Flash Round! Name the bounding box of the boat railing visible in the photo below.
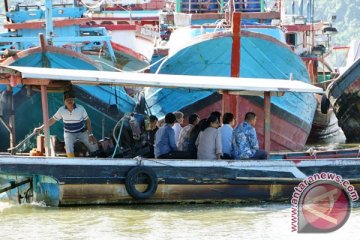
[179,0,277,14]
[7,5,87,23]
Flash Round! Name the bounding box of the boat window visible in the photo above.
[286,33,296,48]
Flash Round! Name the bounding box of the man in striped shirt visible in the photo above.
[34,91,98,157]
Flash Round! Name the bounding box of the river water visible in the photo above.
[0,201,359,240]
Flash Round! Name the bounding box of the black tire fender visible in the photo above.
[320,94,330,114]
[125,166,158,200]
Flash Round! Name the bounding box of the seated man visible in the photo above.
[219,112,235,159]
[177,113,199,151]
[232,112,268,160]
[154,113,189,159]
[147,115,159,158]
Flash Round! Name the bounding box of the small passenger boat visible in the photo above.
[2,65,359,207]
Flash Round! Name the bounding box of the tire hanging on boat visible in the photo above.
[125,166,158,200]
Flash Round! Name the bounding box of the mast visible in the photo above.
[45,0,54,44]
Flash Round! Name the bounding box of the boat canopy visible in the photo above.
[0,66,323,96]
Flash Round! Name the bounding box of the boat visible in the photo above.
[326,43,360,142]
[147,20,317,151]
[147,0,351,150]
[5,65,359,207]
[0,0,158,71]
[0,0,137,152]
[86,9,162,71]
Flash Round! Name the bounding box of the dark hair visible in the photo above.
[190,119,207,136]
[64,91,75,101]
[188,113,199,124]
[149,115,158,123]
[245,112,256,121]
[165,113,176,124]
[223,112,234,124]
[210,111,221,122]
[200,115,218,131]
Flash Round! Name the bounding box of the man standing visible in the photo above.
[34,91,98,157]
[232,112,267,160]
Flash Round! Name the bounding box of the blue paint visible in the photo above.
[6,5,87,23]
[33,175,60,206]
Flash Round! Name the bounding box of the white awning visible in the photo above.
[3,66,323,95]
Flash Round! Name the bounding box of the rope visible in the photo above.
[7,131,37,151]
[79,0,106,9]
[94,55,167,73]
[111,116,126,158]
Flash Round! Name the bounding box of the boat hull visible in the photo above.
[147,30,317,151]
[327,58,360,142]
[1,156,359,206]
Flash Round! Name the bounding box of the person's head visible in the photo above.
[210,111,222,124]
[188,113,200,125]
[63,91,76,109]
[165,113,176,126]
[223,112,235,126]
[207,114,220,129]
[244,112,256,127]
[173,111,184,124]
[195,118,209,133]
[149,115,158,129]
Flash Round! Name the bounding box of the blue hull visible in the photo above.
[147,29,317,151]
[0,47,135,152]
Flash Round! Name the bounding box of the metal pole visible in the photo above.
[220,0,224,13]
[176,0,181,13]
[41,85,50,157]
[222,12,241,116]
[264,91,271,153]
[45,0,54,44]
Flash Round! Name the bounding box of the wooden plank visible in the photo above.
[22,78,51,85]
[41,85,50,157]
[264,91,271,153]
[4,18,89,30]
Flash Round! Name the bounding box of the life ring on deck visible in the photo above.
[125,166,158,200]
[320,94,330,114]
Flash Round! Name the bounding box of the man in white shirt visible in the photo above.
[172,111,184,144]
[177,113,199,151]
[34,91,98,157]
[219,112,235,159]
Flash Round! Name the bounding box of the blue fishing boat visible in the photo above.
[0,0,137,152]
[147,0,347,150]
[147,25,317,151]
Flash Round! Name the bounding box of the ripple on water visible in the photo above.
[0,203,360,239]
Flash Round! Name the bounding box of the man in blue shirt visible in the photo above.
[219,112,235,159]
[154,113,189,159]
[232,112,267,160]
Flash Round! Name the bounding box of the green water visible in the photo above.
[0,202,359,240]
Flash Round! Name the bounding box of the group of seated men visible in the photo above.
[148,111,268,160]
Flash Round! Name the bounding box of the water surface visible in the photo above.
[1,202,359,240]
